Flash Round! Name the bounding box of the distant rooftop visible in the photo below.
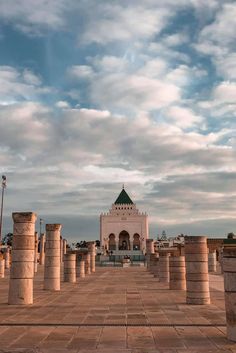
[114,187,134,205]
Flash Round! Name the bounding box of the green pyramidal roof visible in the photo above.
[114,188,134,205]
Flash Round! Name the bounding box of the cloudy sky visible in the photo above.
[0,0,236,242]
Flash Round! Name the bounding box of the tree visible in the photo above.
[227,232,236,239]
[75,240,87,249]
[2,233,13,246]
[95,240,100,247]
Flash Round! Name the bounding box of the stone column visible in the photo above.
[149,253,157,275]
[64,253,76,283]
[60,237,63,263]
[8,212,36,305]
[63,239,67,255]
[185,236,210,305]
[34,232,38,273]
[0,259,5,278]
[44,224,61,291]
[85,253,91,275]
[223,243,236,341]
[39,233,45,265]
[208,250,217,273]
[146,239,154,268]
[158,252,170,283]
[4,248,10,269]
[169,256,186,290]
[146,239,154,254]
[88,242,96,273]
[151,255,159,278]
[79,259,85,278]
[218,248,224,274]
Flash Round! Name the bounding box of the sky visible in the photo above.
[0,0,236,242]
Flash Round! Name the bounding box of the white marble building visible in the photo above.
[100,187,149,253]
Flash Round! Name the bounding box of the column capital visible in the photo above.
[12,212,37,223]
[46,224,62,231]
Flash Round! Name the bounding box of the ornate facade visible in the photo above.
[100,187,149,252]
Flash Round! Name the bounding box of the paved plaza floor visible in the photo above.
[0,266,235,353]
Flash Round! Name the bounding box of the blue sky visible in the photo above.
[0,0,236,242]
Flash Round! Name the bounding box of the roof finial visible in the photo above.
[122,183,125,189]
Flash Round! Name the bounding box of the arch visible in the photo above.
[133,233,140,250]
[108,233,116,250]
[119,230,130,250]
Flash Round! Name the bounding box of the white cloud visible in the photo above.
[80,4,170,44]
[55,101,70,109]
[0,0,69,34]
[67,65,94,80]
[165,106,204,128]
[214,53,236,80]
[90,73,180,111]
[213,82,236,104]
[0,66,50,103]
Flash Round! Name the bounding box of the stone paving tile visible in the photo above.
[97,327,126,349]
[127,327,156,349]
[151,327,186,349]
[0,266,233,352]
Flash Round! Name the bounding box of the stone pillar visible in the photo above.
[34,232,38,273]
[0,259,5,278]
[149,253,158,275]
[158,252,170,283]
[8,212,36,305]
[88,242,96,273]
[79,259,85,278]
[85,253,91,275]
[44,224,61,291]
[152,255,159,278]
[63,239,67,255]
[60,237,63,263]
[223,243,236,341]
[39,233,45,265]
[146,239,154,268]
[208,250,217,273]
[169,256,186,290]
[64,253,76,283]
[146,239,154,254]
[4,248,10,269]
[218,248,224,274]
[185,236,210,305]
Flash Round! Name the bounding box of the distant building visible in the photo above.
[100,187,149,253]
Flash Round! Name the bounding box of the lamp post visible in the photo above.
[39,218,44,236]
[0,175,7,244]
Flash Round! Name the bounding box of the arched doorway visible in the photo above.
[133,233,140,250]
[119,230,130,250]
[108,233,116,250]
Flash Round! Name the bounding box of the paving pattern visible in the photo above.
[0,266,235,353]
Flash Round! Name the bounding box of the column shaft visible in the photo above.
[44,224,61,291]
[34,232,38,273]
[63,239,67,255]
[185,236,210,305]
[223,244,236,341]
[4,248,10,269]
[64,253,76,283]
[8,212,36,305]
[0,259,5,278]
[85,253,91,275]
[39,233,45,265]
[208,251,217,272]
[79,259,85,278]
[169,256,186,290]
[159,253,170,283]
